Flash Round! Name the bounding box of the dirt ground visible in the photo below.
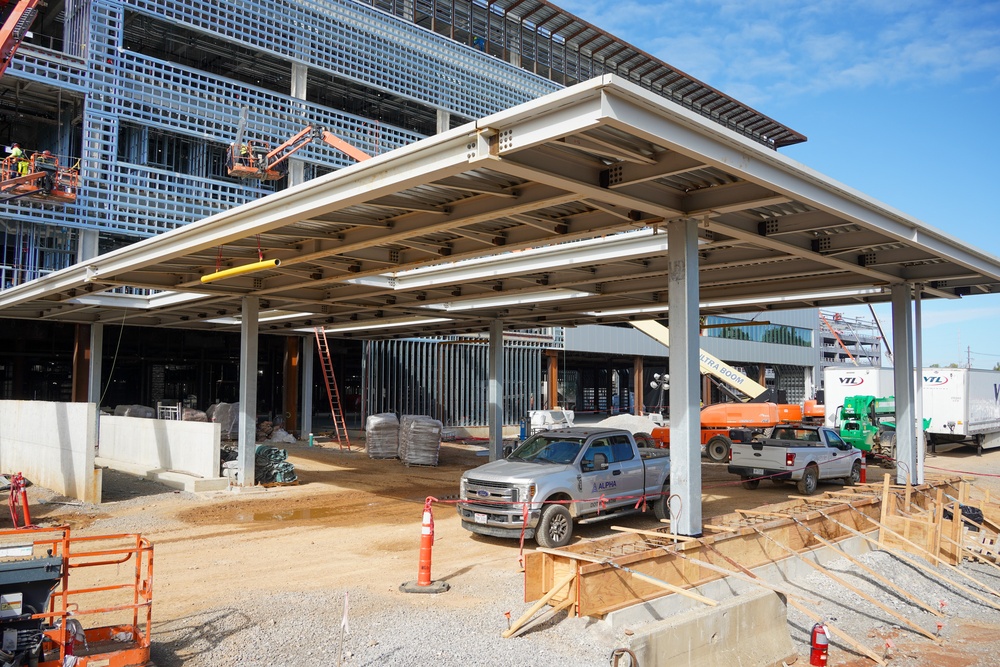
[21,438,1000,666]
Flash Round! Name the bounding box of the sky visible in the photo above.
[555,0,1000,368]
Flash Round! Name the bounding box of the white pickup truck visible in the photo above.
[458,427,671,548]
[728,423,863,495]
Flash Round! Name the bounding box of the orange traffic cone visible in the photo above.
[400,497,450,594]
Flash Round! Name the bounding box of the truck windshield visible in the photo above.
[508,435,585,464]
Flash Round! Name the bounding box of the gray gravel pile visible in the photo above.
[781,550,1000,665]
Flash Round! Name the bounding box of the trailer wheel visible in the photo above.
[653,484,672,522]
[535,504,573,548]
[845,460,862,486]
[741,477,760,490]
[705,436,731,463]
[797,465,820,496]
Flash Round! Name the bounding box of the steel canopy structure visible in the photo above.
[0,75,998,336]
[2,74,999,533]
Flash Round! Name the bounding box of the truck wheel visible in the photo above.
[796,465,819,496]
[741,477,760,490]
[880,432,897,470]
[653,484,671,522]
[845,460,861,486]
[705,436,731,462]
[536,504,573,548]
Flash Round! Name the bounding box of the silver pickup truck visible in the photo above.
[458,427,671,548]
[728,423,863,495]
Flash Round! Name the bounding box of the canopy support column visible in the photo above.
[488,319,504,460]
[891,283,918,485]
[668,219,701,536]
[238,296,259,487]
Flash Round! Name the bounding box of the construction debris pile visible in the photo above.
[365,413,443,465]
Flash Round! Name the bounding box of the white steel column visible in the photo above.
[668,219,701,536]
[488,319,504,460]
[238,296,259,487]
[300,333,314,439]
[87,324,103,404]
[891,284,918,485]
[436,109,451,135]
[914,284,925,483]
[289,63,308,187]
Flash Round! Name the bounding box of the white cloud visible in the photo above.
[550,0,1000,102]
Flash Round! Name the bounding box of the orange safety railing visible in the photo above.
[0,526,153,666]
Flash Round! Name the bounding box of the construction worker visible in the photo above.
[34,149,57,193]
[9,142,28,176]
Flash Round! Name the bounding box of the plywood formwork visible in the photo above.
[524,475,968,620]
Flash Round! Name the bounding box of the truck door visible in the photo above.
[579,439,624,510]
[823,430,853,477]
[610,433,646,496]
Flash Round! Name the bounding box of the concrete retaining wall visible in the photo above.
[98,416,224,490]
[0,400,101,503]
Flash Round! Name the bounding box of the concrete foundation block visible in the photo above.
[624,589,796,667]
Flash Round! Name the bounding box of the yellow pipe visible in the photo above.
[200,258,281,283]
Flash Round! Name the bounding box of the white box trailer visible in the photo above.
[922,368,1000,453]
[822,367,895,427]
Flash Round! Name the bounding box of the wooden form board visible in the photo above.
[526,477,962,619]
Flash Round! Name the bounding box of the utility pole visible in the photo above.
[967,346,972,369]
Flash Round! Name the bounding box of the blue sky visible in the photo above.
[556,0,1000,368]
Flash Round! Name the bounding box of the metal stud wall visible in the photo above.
[363,339,541,427]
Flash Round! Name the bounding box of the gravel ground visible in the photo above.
[21,451,1000,667]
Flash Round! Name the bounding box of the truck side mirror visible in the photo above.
[502,445,514,458]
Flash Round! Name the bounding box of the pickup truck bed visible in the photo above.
[728,424,863,495]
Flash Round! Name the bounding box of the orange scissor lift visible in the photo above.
[0,526,153,666]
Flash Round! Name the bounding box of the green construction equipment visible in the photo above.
[837,395,929,468]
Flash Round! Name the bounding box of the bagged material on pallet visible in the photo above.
[113,404,155,419]
[265,427,297,444]
[365,413,399,459]
[399,415,443,466]
[207,402,240,439]
[183,407,208,422]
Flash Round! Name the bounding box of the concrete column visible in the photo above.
[488,319,504,460]
[283,337,300,435]
[436,109,451,135]
[77,229,100,263]
[667,219,701,536]
[891,284,917,485]
[238,296,259,487]
[632,356,643,415]
[300,333,314,439]
[289,62,308,188]
[914,284,925,483]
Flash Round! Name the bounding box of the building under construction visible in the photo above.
[0,0,866,427]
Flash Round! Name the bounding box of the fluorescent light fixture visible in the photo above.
[583,304,668,317]
[582,287,886,317]
[295,316,452,334]
[423,289,594,312]
[66,290,212,309]
[205,309,314,325]
[345,228,682,291]
[701,287,886,309]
